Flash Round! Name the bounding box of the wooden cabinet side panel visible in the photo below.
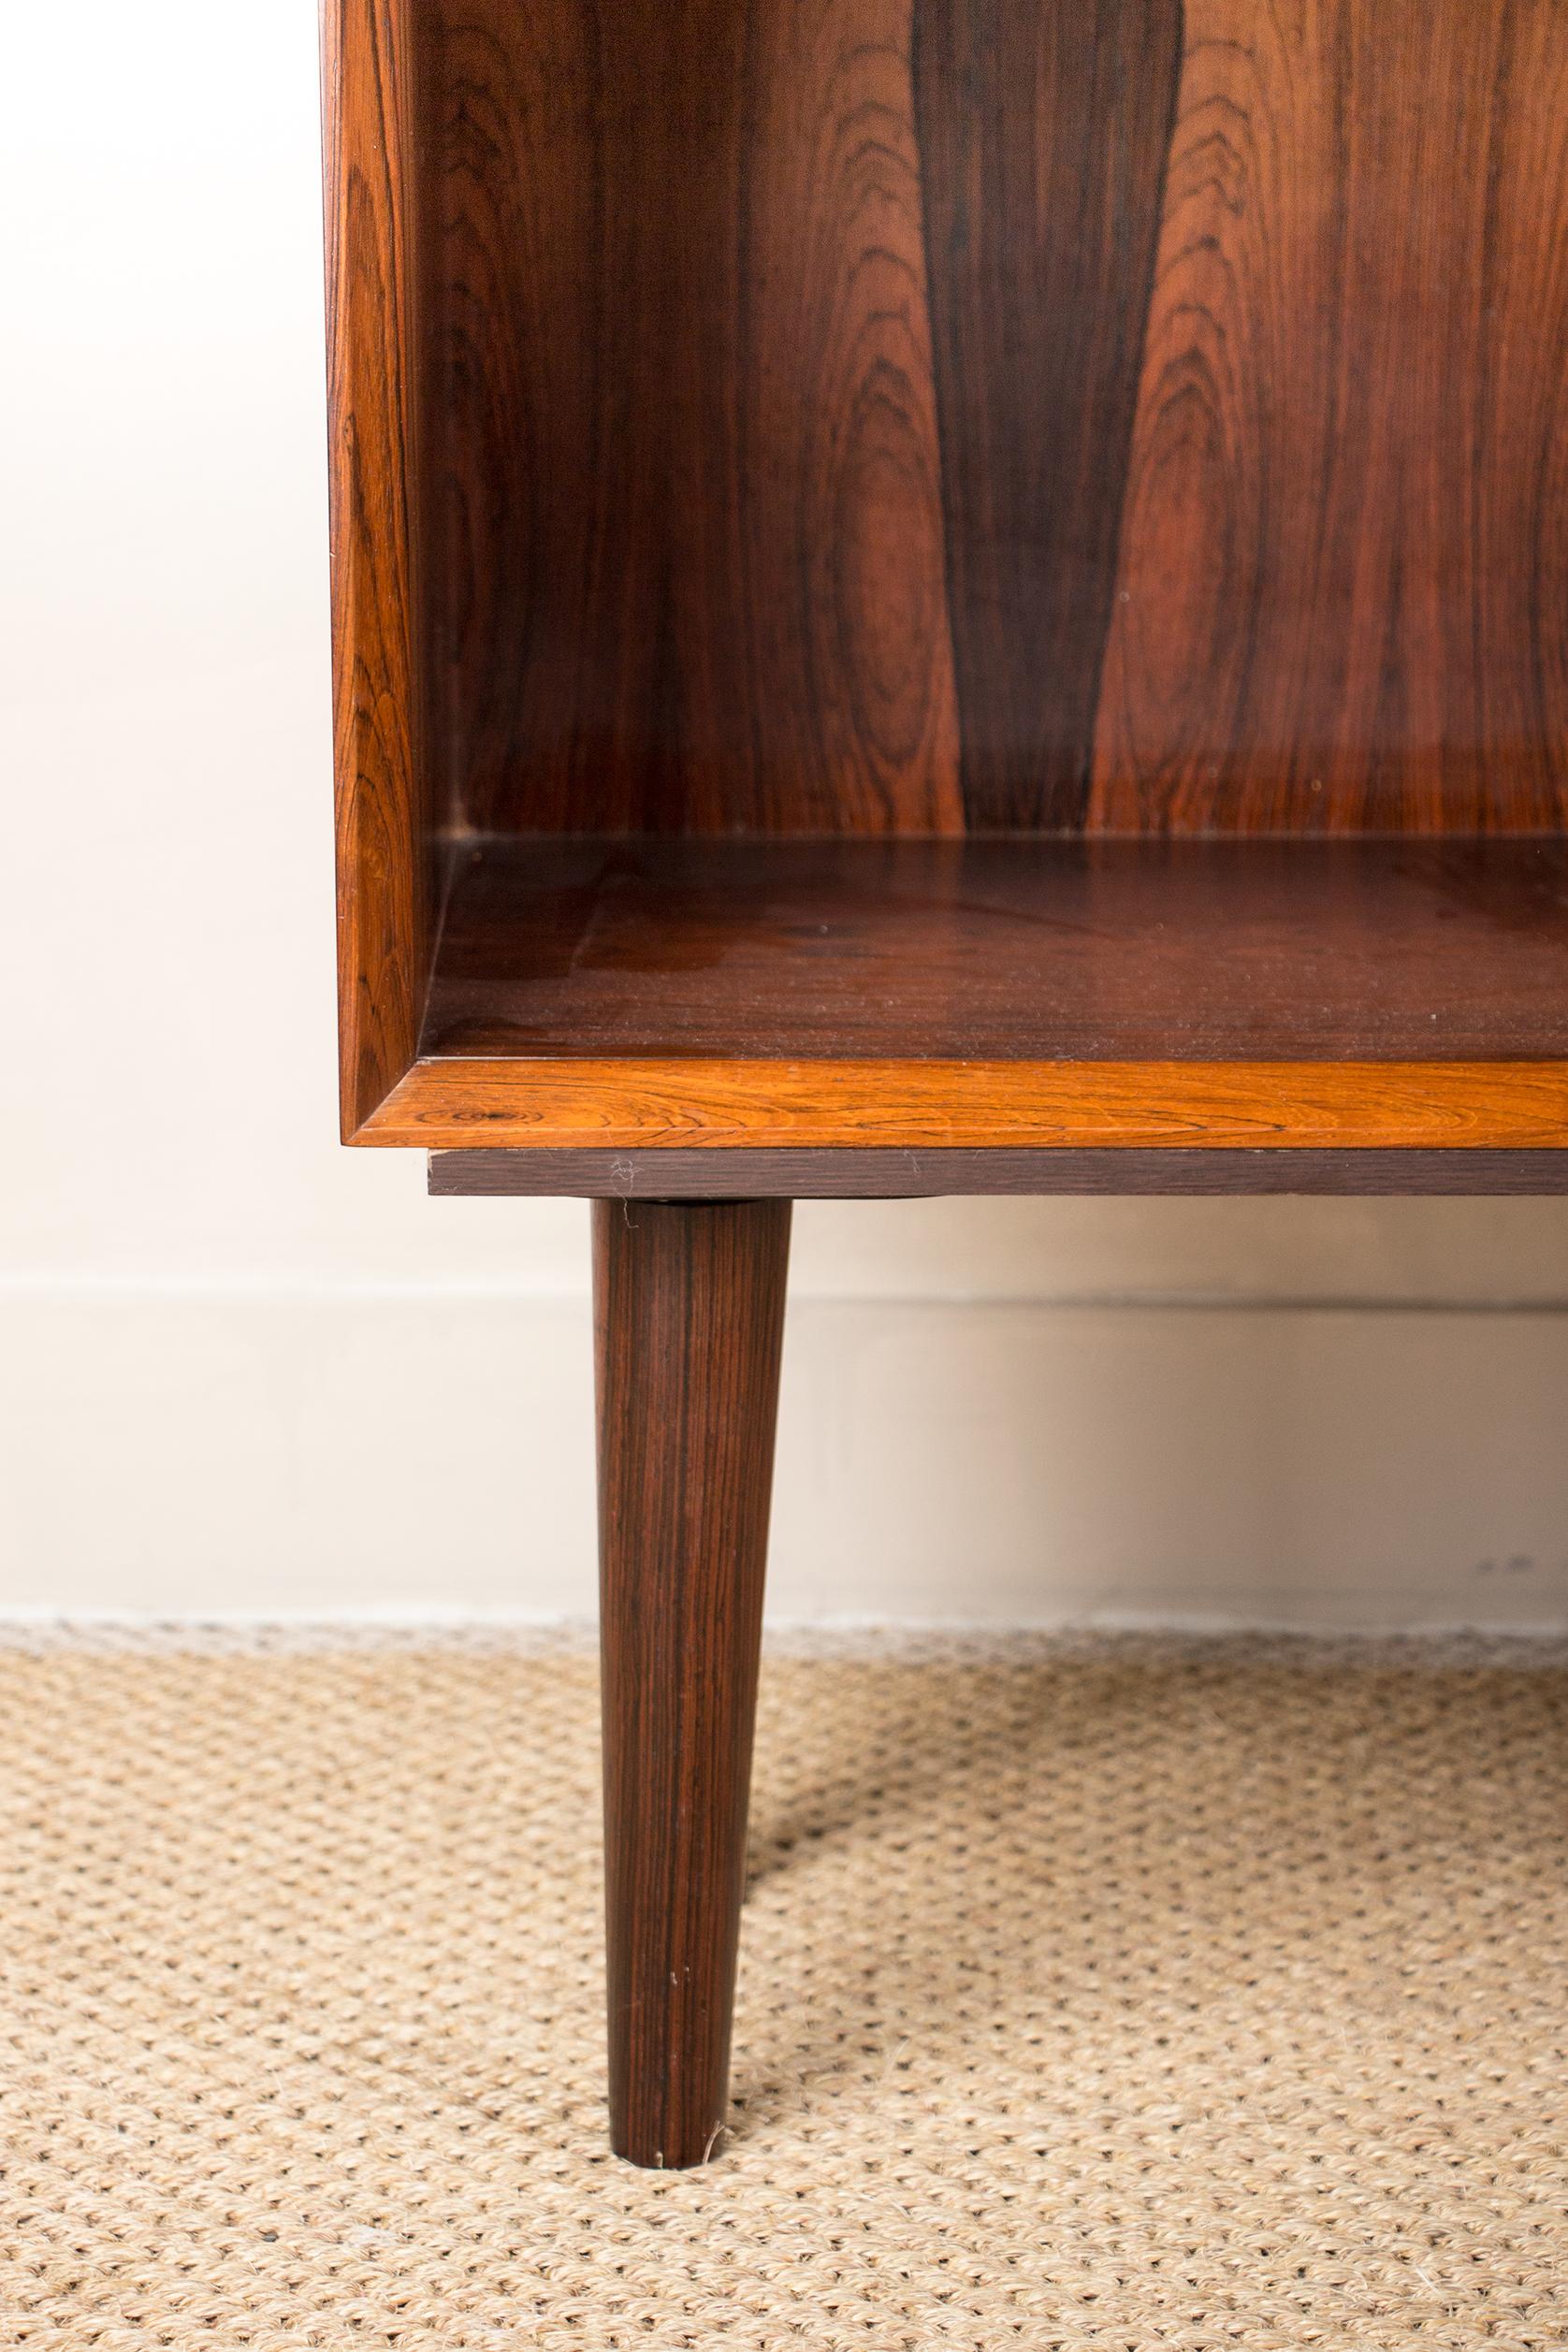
[323,0,435,1132]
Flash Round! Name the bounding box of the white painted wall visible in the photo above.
[4,3,1566,1630]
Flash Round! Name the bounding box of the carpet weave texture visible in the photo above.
[1,1633,1565,2350]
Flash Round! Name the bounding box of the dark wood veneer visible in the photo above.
[385,0,1568,856]
[323,0,436,1134]
[1091,0,1568,833]
[434,1150,1568,1201]
[596,1200,791,2170]
[327,0,1568,1147]
[913,0,1183,830]
[424,836,1568,1065]
[421,0,963,836]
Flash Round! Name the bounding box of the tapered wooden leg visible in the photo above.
[593,1198,792,2169]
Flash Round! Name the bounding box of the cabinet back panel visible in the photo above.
[414,0,1568,836]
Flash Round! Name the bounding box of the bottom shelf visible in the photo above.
[355,835,1568,1152]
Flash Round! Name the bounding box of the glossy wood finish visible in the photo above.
[1091,0,1568,834]
[913,0,1183,829]
[596,1200,791,2169]
[364,1058,1568,1154]
[322,0,439,1135]
[423,0,962,836]
[327,2,1568,1142]
[400,0,1568,846]
[434,1149,1568,1199]
[423,836,1568,1063]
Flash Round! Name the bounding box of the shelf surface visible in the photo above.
[423,836,1568,1064]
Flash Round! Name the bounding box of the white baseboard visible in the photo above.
[2,1291,1565,1630]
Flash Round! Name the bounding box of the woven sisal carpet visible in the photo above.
[1,1633,1565,2350]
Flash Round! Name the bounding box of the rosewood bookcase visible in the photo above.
[322,0,1568,2167]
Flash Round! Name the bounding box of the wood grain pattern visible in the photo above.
[427,0,960,835]
[326,4,1568,1153]
[422,837,1568,1063]
[434,1149,1568,1199]
[358,1060,1568,1154]
[322,0,436,1135]
[596,1199,791,2168]
[682,0,962,832]
[416,0,597,828]
[913,0,1183,828]
[1091,0,1568,833]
